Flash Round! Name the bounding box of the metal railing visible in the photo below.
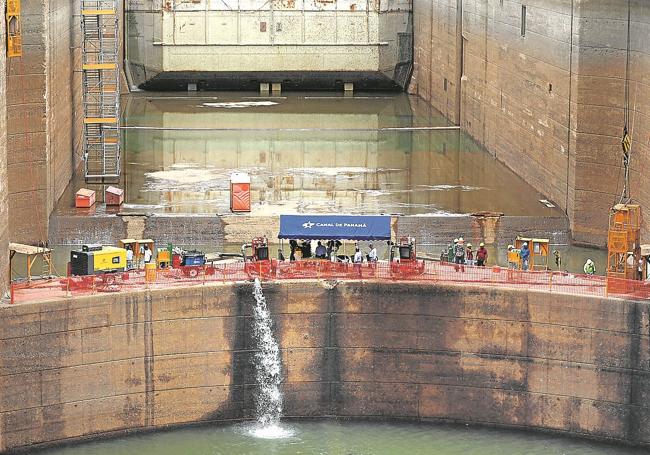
[10,260,650,305]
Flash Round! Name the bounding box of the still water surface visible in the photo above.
[37,421,645,455]
[56,93,559,217]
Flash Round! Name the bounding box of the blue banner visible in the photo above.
[278,215,391,241]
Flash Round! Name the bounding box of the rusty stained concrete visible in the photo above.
[5,0,83,246]
[0,0,8,299]
[2,281,650,451]
[413,0,650,247]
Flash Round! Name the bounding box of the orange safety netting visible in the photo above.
[9,261,650,305]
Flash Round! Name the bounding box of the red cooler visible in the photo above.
[230,173,251,213]
[75,188,96,208]
[105,186,124,206]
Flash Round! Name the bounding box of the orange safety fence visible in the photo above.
[9,260,650,305]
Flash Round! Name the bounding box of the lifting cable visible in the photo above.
[620,0,632,203]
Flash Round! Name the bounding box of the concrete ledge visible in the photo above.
[1,281,646,452]
[48,213,570,250]
[138,71,404,92]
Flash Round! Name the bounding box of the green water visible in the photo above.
[35,421,646,455]
[56,92,560,217]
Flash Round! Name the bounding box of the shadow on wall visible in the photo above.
[1,281,649,451]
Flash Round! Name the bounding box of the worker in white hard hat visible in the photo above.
[476,242,488,267]
[520,242,530,271]
[583,258,596,275]
[454,238,465,261]
[507,244,518,270]
[466,243,474,266]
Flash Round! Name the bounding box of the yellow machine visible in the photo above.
[514,237,550,270]
[70,245,126,276]
[157,248,171,268]
[93,246,127,271]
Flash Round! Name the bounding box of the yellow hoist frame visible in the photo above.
[6,0,22,57]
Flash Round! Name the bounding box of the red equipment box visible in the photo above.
[105,186,124,206]
[75,188,96,208]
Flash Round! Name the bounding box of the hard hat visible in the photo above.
[480,242,485,247]
[508,244,514,249]
[459,237,464,242]
[467,243,472,248]
[523,242,528,246]
[454,238,458,243]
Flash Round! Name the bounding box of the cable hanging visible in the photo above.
[620,0,632,204]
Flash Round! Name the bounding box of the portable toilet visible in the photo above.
[105,186,124,206]
[230,172,251,213]
[75,188,96,208]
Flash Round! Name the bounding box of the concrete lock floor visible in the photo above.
[56,92,558,217]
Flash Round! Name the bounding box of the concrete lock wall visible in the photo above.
[2,281,650,451]
[0,0,9,298]
[5,0,84,246]
[412,0,650,247]
[125,0,412,89]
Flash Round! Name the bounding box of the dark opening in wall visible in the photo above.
[521,5,527,36]
[549,83,553,93]
[444,78,448,91]
[461,37,467,77]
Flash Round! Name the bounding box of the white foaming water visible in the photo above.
[250,279,293,438]
[248,423,294,439]
[202,101,279,109]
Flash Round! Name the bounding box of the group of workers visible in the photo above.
[288,239,378,264]
[442,237,488,267]
[507,242,531,271]
[125,244,152,270]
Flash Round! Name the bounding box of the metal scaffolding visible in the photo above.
[81,0,120,180]
[607,204,642,280]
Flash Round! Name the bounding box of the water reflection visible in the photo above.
[107,92,559,216]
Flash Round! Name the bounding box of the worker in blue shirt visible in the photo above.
[315,241,327,259]
[520,242,530,271]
